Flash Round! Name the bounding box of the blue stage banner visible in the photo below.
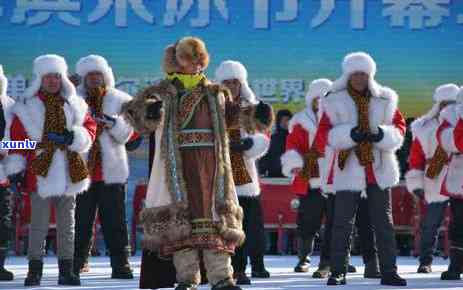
[0,0,462,115]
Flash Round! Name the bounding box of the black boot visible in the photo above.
[380,271,407,286]
[233,272,251,285]
[110,254,134,279]
[364,257,381,279]
[441,248,463,280]
[294,258,309,273]
[251,255,270,278]
[294,237,312,272]
[312,263,330,279]
[327,272,346,285]
[214,286,242,290]
[24,260,43,286]
[212,278,242,290]
[58,259,81,286]
[417,263,432,274]
[0,250,13,281]
[347,264,357,273]
[73,256,86,276]
[175,282,198,290]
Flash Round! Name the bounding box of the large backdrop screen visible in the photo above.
[1,0,462,116]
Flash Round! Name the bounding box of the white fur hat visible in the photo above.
[433,83,459,103]
[215,60,259,106]
[23,54,76,100]
[330,52,381,97]
[76,55,115,89]
[0,65,7,97]
[306,78,332,106]
[413,84,460,124]
[458,86,463,104]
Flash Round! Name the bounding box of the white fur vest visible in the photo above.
[322,87,404,192]
[406,117,448,203]
[438,105,463,198]
[79,88,134,184]
[6,95,92,197]
[236,131,269,197]
[0,96,15,183]
[281,109,322,189]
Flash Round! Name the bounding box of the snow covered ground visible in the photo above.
[1,255,462,290]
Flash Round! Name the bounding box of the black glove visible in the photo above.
[254,101,272,126]
[125,136,143,151]
[9,172,25,188]
[367,127,384,143]
[102,114,117,128]
[146,101,163,121]
[230,138,254,152]
[47,129,74,145]
[350,127,368,143]
[413,189,425,200]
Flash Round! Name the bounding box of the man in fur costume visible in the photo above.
[281,79,333,275]
[6,55,96,286]
[73,55,140,279]
[314,52,406,286]
[406,84,459,274]
[435,86,463,280]
[215,60,273,285]
[0,65,15,281]
[283,79,380,279]
[123,37,271,290]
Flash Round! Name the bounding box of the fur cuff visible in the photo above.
[68,126,93,153]
[405,169,424,193]
[121,98,164,135]
[281,150,303,177]
[5,154,26,176]
[374,125,404,151]
[310,177,321,189]
[441,127,459,153]
[108,116,134,144]
[328,123,356,150]
[216,201,245,247]
[140,203,192,251]
[244,133,270,160]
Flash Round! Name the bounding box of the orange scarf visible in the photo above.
[338,84,374,170]
[86,86,106,174]
[425,146,449,179]
[31,92,88,183]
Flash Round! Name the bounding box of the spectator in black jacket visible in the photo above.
[259,109,293,177]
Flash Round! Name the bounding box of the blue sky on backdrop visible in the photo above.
[0,0,462,113]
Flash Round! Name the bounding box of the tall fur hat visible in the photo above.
[215,60,259,106]
[0,65,7,98]
[458,86,463,104]
[162,37,210,74]
[330,52,382,97]
[23,54,76,100]
[76,55,115,89]
[433,84,459,103]
[417,83,460,123]
[306,78,332,107]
